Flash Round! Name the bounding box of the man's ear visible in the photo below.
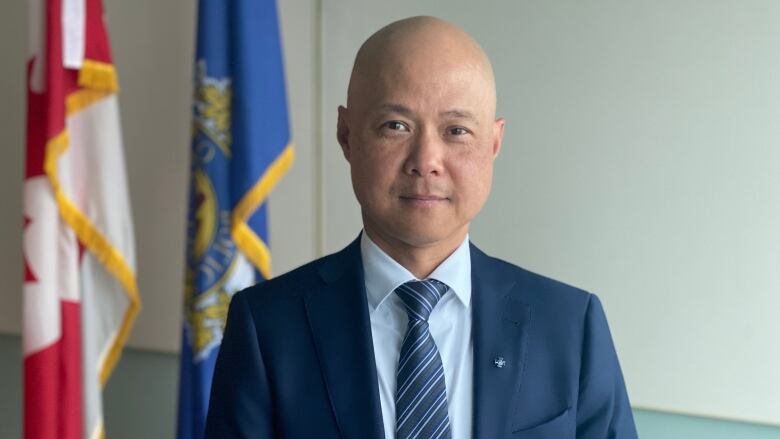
[492,117,505,159]
[337,106,351,161]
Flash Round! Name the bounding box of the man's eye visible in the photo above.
[449,127,469,135]
[384,121,408,131]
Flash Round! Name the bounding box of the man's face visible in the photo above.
[338,47,504,252]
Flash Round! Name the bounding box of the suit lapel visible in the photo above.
[303,238,384,439]
[471,244,531,438]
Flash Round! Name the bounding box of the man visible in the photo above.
[205,16,637,439]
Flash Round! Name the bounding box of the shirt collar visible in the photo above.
[360,230,472,312]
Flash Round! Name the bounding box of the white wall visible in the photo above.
[2,0,780,427]
[319,0,780,426]
[0,0,26,339]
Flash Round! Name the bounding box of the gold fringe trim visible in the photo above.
[66,88,112,115]
[232,222,273,280]
[89,419,105,439]
[78,60,119,92]
[60,60,118,116]
[231,143,295,279]
[44,129,141,387]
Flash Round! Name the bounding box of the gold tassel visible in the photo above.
[78,59,119,92]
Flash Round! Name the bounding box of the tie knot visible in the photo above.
[395,279,448,322]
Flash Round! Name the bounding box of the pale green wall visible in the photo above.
[2,335,778,438]
[633,410,780,439]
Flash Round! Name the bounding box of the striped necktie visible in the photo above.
[394,279,452,439]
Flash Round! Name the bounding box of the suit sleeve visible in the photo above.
[576,294,638,439]
[204,290,274,438]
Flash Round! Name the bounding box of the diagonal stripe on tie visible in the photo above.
[395,279,452,439]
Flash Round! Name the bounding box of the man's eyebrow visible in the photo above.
[440,109,477,120]
[374,103,413,116]
[372,105,477,121]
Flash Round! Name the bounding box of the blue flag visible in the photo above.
[177,0,293,437]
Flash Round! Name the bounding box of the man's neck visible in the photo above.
[362,225,468,279]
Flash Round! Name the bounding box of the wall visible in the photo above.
[319,0,780,425]
[2,0,780,436]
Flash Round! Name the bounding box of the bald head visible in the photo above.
[336,17,505,267]
[346,16,497,116]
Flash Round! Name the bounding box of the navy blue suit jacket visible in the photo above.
[205,237,638,438]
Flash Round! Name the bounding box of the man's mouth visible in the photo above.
[399,194,449,206]
[401,194,448,201]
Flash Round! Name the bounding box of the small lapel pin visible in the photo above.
[494,357,506,368]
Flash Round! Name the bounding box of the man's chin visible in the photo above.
[362,213,467,249]
[390,226,467,250]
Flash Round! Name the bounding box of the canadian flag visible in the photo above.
[23,0,140,438]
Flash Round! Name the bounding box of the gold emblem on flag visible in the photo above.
[184,60,241,360]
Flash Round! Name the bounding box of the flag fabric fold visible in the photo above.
[23,0,140,438]
[177,0,293,437]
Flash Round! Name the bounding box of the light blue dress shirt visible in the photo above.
[360,231,473,439]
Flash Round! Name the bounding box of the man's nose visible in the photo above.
[403,127,444,177]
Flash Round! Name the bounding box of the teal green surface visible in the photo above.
[634,409,780,439]
[2,334,778,438]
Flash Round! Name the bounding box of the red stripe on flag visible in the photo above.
[84,0,113,64]
[25,62,47,179]
[26,0,81,179]
[24,301,83,439]
[42,0,66,140]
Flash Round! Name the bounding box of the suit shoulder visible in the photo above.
[233,252,332,305]
[483,252,593,307]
